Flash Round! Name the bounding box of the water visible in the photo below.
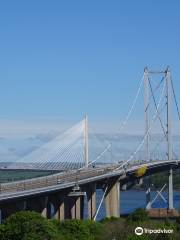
[1,189,180,223]
[84,190,180,220]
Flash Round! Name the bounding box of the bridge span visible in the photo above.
[0,159,179,222]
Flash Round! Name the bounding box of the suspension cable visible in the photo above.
[114,79,166,171]
[115,105,166,171]
[90,144,112,165]
[171,77,180,121]
[90,126,111,149]
[118,73,144,132]
[118,72,165,133]
[79,144,111,170]
[88,72,164,167]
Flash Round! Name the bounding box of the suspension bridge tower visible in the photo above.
[84,114,89,168]
[166,67,173,210]
[144,66,174,211]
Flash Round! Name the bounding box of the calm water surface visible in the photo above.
[84,190,180,220]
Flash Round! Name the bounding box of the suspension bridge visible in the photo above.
[0,66,180,221]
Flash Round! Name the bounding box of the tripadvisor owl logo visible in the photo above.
[135,227,143,235]
[135,226,174,235]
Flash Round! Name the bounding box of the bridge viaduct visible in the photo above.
[0,160,179,222]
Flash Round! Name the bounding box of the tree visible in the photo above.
[57,219,91,240]
[0,211,59,240]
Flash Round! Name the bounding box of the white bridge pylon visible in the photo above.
[9,119,88,171]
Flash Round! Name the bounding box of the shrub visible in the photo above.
[57,219,91,240]
[100,216,119,223]
[84,220,103,239]
[127,208,149,222]
[0,211,59,240]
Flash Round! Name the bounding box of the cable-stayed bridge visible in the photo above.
[3,117,115,171]
[8,119,87,171]
[0,67,180,221]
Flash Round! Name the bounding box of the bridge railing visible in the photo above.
[0,160,177,195]
[0,166,114,195]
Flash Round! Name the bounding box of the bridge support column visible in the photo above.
[59,200,65,220]
[105,180,120,218]
[86,183,96,219]
[41,197,51,218]
[70,196,84,219]
[55,200,65,221]
[41,207,48,218]
[52,195,65,221]
[146,188,151,209]
[168,168,173,209]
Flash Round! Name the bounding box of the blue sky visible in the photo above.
[0,0,180,135]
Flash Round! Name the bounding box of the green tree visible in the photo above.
[52,219,103,240]
[57,219,91,240]
[0,211,59,240]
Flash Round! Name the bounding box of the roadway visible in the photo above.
[0,159,180,203]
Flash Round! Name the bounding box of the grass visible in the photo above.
[0,170,52,183]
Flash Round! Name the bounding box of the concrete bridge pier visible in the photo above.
[168,168,173,209]
[105,179,120,218]
[70,196,84,219]
[54,197,65,221]
[146,188,151,209]
[86,183,96,219]
[46,194,65,220]
[41,197,50,218]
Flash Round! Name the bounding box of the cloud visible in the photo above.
[27,131,59,143]
[0,119,73,138]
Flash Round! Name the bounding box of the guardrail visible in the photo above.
[0,166,113,194]
[0,160,175,195]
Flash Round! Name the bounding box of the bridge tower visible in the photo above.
[144,67,174,210]
[166,68,173,209]
[84,114,89,168]
[144,67,150,162]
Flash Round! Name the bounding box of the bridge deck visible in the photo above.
[0,160,179,203]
